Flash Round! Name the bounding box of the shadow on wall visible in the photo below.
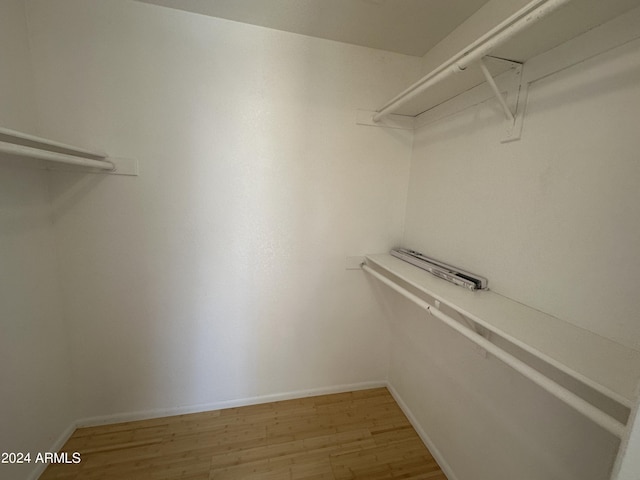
[38,0,406,417]
[527,48,640,118]
[133,10,372,404]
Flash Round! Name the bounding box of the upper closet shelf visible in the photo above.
[0,127,137,176]
[364,254,640,437]
[361,0,640,132]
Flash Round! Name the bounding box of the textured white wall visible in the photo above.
[0,0,37,132]
[24,0,420,420]
[0,2,75,480]
[390,16,640,480]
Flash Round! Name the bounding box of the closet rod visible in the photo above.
[373,0,571,122]
[362,264,626,438]
[0,141,115,171]
[0,126,106,158]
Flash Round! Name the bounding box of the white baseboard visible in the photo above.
[27,421,77,480]
[75,380,387,428]
[29,380,456,480]
[386,382,460,480]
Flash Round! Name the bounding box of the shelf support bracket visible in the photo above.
[479,58,515,124]
[479,57,526,143]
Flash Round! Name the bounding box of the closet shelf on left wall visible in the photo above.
[0,126,137,175]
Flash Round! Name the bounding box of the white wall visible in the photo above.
[23,0,420,420]
[0,2,75,479]
[0,0,38,133]
[387,11,640,480]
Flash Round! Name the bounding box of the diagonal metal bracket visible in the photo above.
[480,58,515,123]
[479,56,526,143]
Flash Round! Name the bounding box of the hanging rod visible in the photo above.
[0,126,106,158]
[0,141,115,171]
[373,0,572,122]
[362,263,626,438]
[0,127,116,171]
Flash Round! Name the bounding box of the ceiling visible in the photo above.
[135,0,490,57]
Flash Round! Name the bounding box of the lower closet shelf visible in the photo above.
[363,254,640,437]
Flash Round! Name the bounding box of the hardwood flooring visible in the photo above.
[40,387,447,479]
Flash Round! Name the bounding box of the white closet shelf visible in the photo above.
[365,254,640,411]
[0,127,137,175]
[372,0,639,121]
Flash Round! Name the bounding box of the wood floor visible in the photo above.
[40,387,447,480]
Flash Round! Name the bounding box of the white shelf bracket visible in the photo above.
[479,58,516,123]
[479,57,527,143]
[502,60,527,143]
